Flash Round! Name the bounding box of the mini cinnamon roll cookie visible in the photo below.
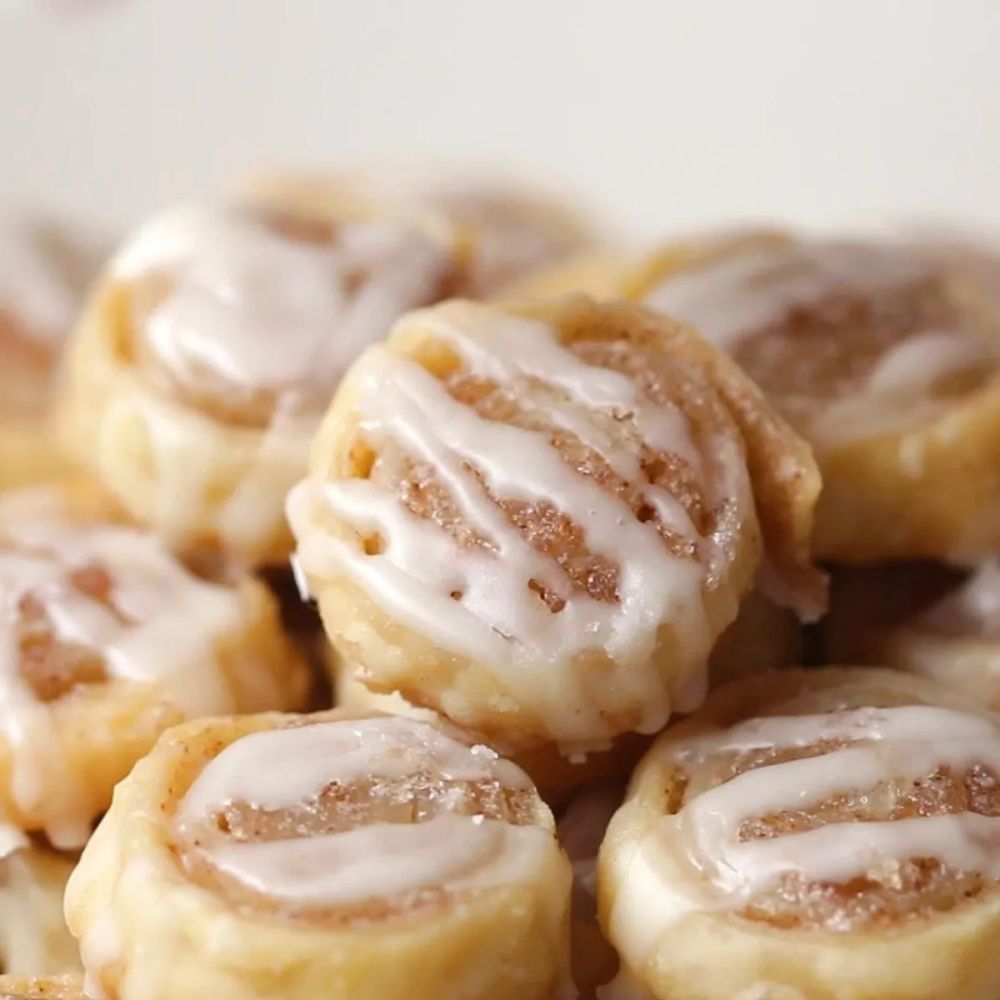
[57,200,468,565]
[632,231,1000,563]
[0,211,103,488]
[289,296,824,752]
[826,561,1000,709]
[65,709,571,1000]
[0,484,309,848]
[0,976,85,1000]
[599,668,1000,1000]
[0,844,78,977]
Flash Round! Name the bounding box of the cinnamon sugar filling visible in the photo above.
[676,741,1000,930]
[734,275,995,406]
[12,562,118,700]
[178,736,542,924]
[352,323,744,618]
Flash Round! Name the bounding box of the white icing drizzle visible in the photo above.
[0,503,247,847]
[112,203,453,403]
[608,704,1000,964]
[179,715,529,819]
[699,813,998,899]
[417,306,704,471]
[175,716,551,907]
[679,737,999,897]
[200,814,545,907]
[103,203,455,560]
[289,302,751,743]
[644,238,1000,442]
[807,327,997,444]
[289,553,312,602]
[864,329,991,395]
[670,703,994,759]
[644,240,927,349]
[0,212,83,341]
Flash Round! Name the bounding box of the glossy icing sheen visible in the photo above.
[0,492,247,847]
[174,716,550,908]
[290,301,754,744]
[113,204,454,406]
[608,704,1000,965]
[100,204,458,561]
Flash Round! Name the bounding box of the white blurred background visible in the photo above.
[2,0,999,239]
